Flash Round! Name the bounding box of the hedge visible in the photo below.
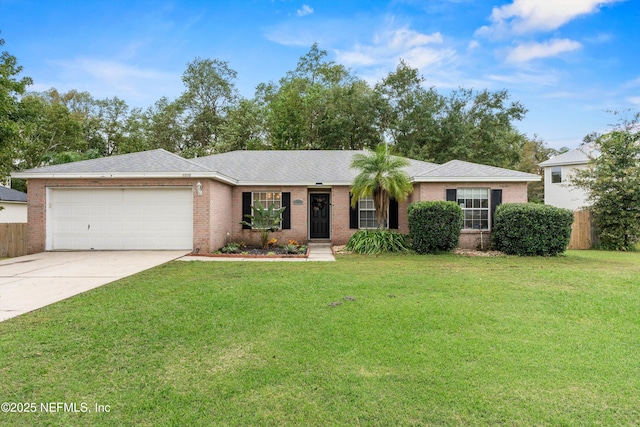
[408,201,463,254]
[491,203,573,256]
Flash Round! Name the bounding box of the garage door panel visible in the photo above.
[49,188,193,250]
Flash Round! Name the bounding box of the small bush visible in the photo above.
[492,203,573,256]
[408,201,463,254]
[283,243,301,254]
[345,230,410,254]
[220,242,242,254]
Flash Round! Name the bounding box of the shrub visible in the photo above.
[239,201,286,249]
[220,242,242,254]
[345,230,410,254]
[492,203,573,256]
[283,243,300,254]
[408,201,463,254]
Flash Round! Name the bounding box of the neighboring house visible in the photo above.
[539,145,593,211]
[12,149,539,254]
[0,186,28,223]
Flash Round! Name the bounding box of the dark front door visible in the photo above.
[309,193,330,239]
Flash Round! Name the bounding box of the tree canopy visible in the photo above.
[2,40,559,198]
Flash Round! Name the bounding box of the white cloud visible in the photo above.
[477,0,620,37]
[628,96,640,107]
[467,40,480,51]
[297,4,314,17]
[50,58,179,105]
[583,32,614,43]
[505,38,582,63]
[334,26,454,70]
[486,70,560,86]
[335,49,377,66]
[541,91,581,99]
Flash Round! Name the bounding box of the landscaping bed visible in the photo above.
[189,245,309,258]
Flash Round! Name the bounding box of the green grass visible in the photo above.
[2,251,640,426]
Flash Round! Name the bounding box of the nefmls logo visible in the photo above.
[41,402,89,413]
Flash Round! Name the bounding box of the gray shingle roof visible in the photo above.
[0,186,27,202]
[12,148,540,183]
[421,160,540,181]
[191,150,440,184]
[14,149,212,175]
[539,145,593,167]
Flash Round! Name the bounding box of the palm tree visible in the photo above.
[350,143,414,229]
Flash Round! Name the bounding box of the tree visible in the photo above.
[0,38,33,178]
[219,99,269,151]
[14,93,86,169]
[573,112,640,250]
[94,97,130,156]
[373,61,528,170]
[263,44,378,150]
[144,97,188,153]
[350,144,414,228]
[373,60,444,159]
[179,57,239,156]
[432,88,527,168]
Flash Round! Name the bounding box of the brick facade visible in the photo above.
[25,178,529,254]
[412,181,529,250]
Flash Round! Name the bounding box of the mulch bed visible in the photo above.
[188,246,309,258]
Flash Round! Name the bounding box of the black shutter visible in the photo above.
[349,193,359,229]
[491,189,502,228]
[281,192,291,229]
[242,192,252,229]
[446,189,457,202]
[389,198,399,229]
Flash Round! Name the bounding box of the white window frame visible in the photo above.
[251,191,282,229]
[358,196,389,229]
[551,166,562,184]
[456,188,490,231]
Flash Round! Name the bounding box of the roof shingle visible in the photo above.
[0,186,27,202]
[539,145,594,167]
[12,148,540,183]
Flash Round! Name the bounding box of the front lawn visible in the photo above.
[1,251,640,426]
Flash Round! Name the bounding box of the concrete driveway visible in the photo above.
[0,251,189,322]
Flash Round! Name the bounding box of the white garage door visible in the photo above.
[48,187,193,250]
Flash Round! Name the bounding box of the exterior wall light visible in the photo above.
[196,181,203,196]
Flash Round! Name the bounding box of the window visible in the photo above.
[358,196,378,229]
[551,166,562,183]
[251,192,282,228]
[457,188,489,230]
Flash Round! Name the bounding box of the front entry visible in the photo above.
[309,193,330,239]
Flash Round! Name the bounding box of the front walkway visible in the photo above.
[177,243,335,262]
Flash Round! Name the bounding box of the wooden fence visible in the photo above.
[0,223,28,258]
[568,211,596,250]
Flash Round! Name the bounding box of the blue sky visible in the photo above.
[1,0,638,149]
